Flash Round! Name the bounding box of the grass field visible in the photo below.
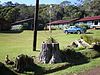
[0,29,100,75]
[0,30,81,62]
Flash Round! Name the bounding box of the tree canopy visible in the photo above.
[0,0,100,31]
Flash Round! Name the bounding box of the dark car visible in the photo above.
[64,26,86,34]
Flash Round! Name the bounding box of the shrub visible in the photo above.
[61,47,100,65]
[61,47,88,65]
[93,37,100,43]
[81,35,93,44]
[80,49,100,59]
[81,35,100,45]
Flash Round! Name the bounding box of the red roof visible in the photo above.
[76,16,100,22]
[47,20,70,25]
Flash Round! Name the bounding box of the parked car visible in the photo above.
[64,26,86,34]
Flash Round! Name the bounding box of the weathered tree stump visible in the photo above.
[39,42,62,64]
[14,54,34,73]
[49,43,62,64]
[71,39,91,48]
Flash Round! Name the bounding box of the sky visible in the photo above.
[0,0,78,5]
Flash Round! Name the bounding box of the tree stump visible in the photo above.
[39,42,62,64]
[49,43,62,64]
[14,54,34,73]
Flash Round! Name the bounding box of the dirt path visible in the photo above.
[74,67,100,75]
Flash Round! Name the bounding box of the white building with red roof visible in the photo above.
[75,16,100,28]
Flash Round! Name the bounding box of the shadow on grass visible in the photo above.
[32,64,44,75]
[0,62,44,75]
[0,30,23,34]
[60,50,89,65]
[43,63,71,74]
[17,64,44,75]
[0,62,17,75]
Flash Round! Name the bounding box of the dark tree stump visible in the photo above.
[49,43,62,64]
[14,54,34,73]
[39,42,62,64]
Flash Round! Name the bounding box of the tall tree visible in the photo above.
[4,7,20,22]
[90,0,100,15]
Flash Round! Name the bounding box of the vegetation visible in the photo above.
[81,35,100,44]
[46,37,57,43]
[0,0,100,31]
[80,49,100,59]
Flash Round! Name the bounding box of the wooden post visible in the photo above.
[33,0,39,51]
[49,5,52,33]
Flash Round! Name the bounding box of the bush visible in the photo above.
[81,35,100,45]
[61,47,100,65]
[81,35,93,44]
[80,49,100,59]
[93,37,100,43]
[61,47,88,65]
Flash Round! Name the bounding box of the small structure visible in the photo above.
[11,18,34,30]
[47,19,79,29]
[75,16,100,28]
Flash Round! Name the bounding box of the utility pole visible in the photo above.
[33,0,39,51]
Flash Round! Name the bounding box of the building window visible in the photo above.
[94,20,98,25]
[83,21,87,24]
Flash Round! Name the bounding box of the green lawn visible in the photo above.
[46,57,100,75]
[0,30,81,62]
[0,29,100,75]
